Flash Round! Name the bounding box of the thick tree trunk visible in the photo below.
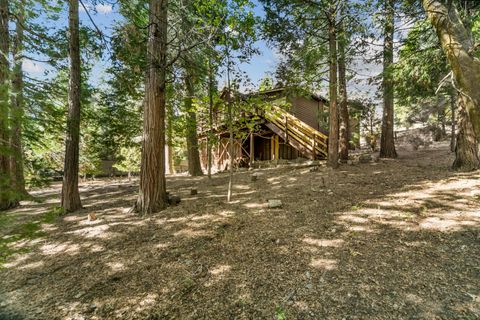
[450,92,456,152]
[10,1,27,198]
[185,74,203,176]
[452,94,480,171]
[0,0,18,210]
[61,0,82,212]
[380,0,397,158]
[338,22,349,162]
[135,0,168,214]
[422,0,480,168]
[327,13,339,168]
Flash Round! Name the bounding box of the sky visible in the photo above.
[24,0,386,102]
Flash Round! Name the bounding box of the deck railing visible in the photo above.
[264,105,328,159]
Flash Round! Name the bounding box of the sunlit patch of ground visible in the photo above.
[0,142,479,319]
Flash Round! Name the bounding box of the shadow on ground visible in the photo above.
[0,143,479,319]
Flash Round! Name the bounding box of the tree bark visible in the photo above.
[423,0,480,133]
[61,0,82,212]
[452,94,480,171]
[135,0,168,214]
[226,43,234,201]
[338,21,349,162]
[185,73,203,176]
[380,0,397,158]
[327,10,339,168]
[450,92,456,152]
[166,102,175,174]
[207,59,214,179]
[10,0,27,198]
[0,0,18,210]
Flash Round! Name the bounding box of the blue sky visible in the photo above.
[25,1,383,101]
[26,1,279,89]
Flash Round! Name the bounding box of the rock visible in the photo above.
[347,160,354,165]
[358,154,372,163]
[268,199,282,208]
[190,189,197,196]
[87,213,97,222]
[309,166,319,172]
[168,195,181,206]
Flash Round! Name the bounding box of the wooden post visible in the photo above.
[271,137,274,160]
[274,135,279,160]
[249,132,254,167]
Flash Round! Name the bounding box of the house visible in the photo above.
[198,87,359,171]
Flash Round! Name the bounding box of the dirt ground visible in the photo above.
[0,142,479,320]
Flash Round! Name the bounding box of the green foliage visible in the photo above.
[113,146,141,175]
[275,305,287,320]
[393,19,451,128]
[472,10,480,58]
[259,76,274,91]
[260,0,372,91]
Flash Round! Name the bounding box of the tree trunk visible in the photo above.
[61,0,82,213]
[452,94,480,171]
[207,59,214,179]
[327,11,339,168]
[0,0,18,210]
[450,92,456,152]
[338,20,349,162]
[10,1,27,198]
[380,0,397,158]
[423,0,480,137]
[134,0,168,214]
[185,73,203,176]
[166,102,175,174]
[439,108,446,136]
[226,44,234,202]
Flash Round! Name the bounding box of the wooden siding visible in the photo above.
[288,96,322,130]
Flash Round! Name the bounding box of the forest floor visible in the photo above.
[0,142,479,320]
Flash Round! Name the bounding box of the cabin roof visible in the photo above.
[219,87,328,103]
[251,87,328,103]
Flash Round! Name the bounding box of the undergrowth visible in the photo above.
[0,206,64,267]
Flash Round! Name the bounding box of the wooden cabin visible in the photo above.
[198,88,332,171]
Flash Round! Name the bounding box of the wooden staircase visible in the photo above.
[264,105,328,159]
